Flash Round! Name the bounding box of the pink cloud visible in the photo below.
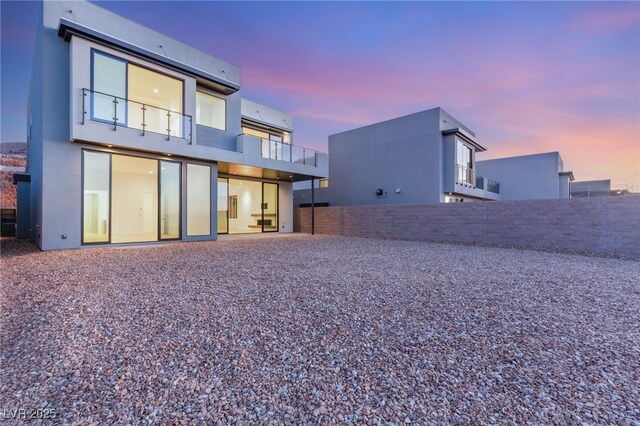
[570,3,640,35]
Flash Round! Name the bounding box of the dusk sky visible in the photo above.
[2,1,639,189]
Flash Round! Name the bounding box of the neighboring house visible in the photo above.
[293,110,578,207]
[22,0,327,250]
[475,152,574,201]
[294,107,502,207]
[570,180,632,197]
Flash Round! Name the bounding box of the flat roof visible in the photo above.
[442,128,487,152]
[58,18,240,95]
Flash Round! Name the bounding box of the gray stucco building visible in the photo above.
[475,152,574,201]
[295,107,502,207]
[22,0,327,250]
[294,110,575,208]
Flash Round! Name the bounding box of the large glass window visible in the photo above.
[82,151,110,243]
[456,140,472,169]
[128,64,184,137]
[187,164,211,236]
[111,155,158,243]
[91,50,185,137]
[196,91,226,130]
[456,140,473,185]
[92,52,127,124]
[160,161,181,240]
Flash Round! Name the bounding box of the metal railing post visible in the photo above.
[82,89,86,125]
[141,104,146,136]
[112,97,118,130]
[166,111,171,141]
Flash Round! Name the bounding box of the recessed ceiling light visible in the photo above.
[107,144,113,148]
[153,88,159,94]
[166,153,172,156]
[149,171,154,174]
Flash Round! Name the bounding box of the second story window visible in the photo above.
[456,140,472,169]
[90,50,186,138]
[456,139,474,186]
[196,91,226,130]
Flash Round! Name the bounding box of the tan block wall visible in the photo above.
[294,196,640,258]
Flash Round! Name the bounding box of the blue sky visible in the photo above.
[1,1,639,187]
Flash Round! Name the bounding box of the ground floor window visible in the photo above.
[82,150,183,244]
[217,177,278,234]
[160,161,181,239]
[82,151,110,243]
[186,164,211,236]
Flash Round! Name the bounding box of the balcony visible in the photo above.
[259,138,320,167]
[452,164,501,200]
[476,176,500,194]
[81,88,192,142]
[456,164,476,187]
[233,134,328,179]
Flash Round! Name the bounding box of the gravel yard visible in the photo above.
[1,235,639,425]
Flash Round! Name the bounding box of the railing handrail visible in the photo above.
[240,133,326,155]
[83,88,192,119]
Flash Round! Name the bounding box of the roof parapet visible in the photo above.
[58,18,240,95]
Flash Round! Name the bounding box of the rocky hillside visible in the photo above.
[0,143,27,208]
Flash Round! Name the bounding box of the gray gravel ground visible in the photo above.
[1,235,639,425]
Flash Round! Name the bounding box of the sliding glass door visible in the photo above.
[82,150,183,244]
[217,178,229,234]
[82,151,110,243]
[160,161,181,240]
[220,178,278,234]
[262,183,278,232]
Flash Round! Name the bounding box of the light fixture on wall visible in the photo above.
[375,188,387,198]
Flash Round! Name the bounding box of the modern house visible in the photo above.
[293,109,578,208]
[19,0,327,250]
[475,152,574,201]
[294,107,502,207]
[294,108,501,206]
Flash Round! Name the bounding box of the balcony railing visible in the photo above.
[257,137,319,167]
[456,164,476,186]
[82,88,192,142]
[476,176,501,194]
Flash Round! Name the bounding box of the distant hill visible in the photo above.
[0,142,28,156]
[0,142,27,208]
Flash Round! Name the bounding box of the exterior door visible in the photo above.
[262,183,278,232]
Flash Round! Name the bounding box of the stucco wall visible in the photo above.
[294,196,640,258]
[327,108,446,206]
[476,152,564,200]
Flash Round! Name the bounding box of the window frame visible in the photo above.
[90,49,129,127]
[186,163,212,237]
[196,89,227,131]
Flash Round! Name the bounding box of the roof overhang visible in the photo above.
[218,162,318,182]
[58,18,240,95]
[442,128,487,152]
[241,117,292,134]
[560,171,575,181]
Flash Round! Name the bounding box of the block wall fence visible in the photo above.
[294,196,640,258]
